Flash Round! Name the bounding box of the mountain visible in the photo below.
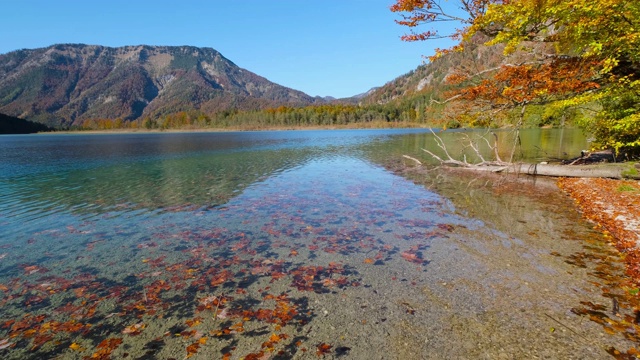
[348,34,533,127]
[0,44,321,127]
[361,35,506,107]
[0,113,52,134]
[352,87,379,100]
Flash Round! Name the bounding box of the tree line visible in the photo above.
[74,101,440,131]
[75,91,570,132]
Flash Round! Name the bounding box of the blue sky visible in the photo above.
[0,1,457,98]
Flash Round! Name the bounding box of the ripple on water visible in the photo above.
[0,129,630,359]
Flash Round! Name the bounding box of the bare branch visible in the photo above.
[403,155,423,165]
[461,133,487,163]
[491,132,503,163]
[422,147,469,166]
[419,128,513,167]
[429,94,461,105]
[429,128,459,162]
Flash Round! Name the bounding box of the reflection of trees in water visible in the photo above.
[362,129,593,234]
[11,148,314,215]
[7,128,587,219]
[362,128,588,166]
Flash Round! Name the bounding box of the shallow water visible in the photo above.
[0,129,636,359]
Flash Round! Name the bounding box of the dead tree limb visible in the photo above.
[422,128,510,167]
[402,155,423,166]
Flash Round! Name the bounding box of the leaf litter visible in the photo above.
[1,161,640,359]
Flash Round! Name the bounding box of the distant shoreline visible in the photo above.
[41,122,428,135]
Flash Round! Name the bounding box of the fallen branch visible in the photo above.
[414,128,639,179]
[402,155,423,166]
[453,162,635,179]
[422,128,510,167]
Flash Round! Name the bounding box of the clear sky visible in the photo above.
[0,1,457,98]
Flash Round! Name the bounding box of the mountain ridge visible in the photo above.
[0,44,324,126]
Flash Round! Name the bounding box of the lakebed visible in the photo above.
[0,129,638,359]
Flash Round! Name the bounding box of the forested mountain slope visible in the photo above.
[0,44,321,127]
[359,35,511,126]
[0,113,52,134]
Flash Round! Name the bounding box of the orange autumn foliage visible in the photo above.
[316,342,332,356]
[185,342,200,358]
[122,322,145,335]
[390,0,493,50]
[559,178,640,282]
[90,338,123,359]
[448,58,600,108]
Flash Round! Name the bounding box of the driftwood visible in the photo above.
[462,162,639,179]
[562,149,616,165]
[421,128,509,167]
[405,128,640,179]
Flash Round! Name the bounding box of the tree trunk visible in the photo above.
[466,162,640,179]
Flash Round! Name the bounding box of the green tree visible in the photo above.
[392,0,640,156]
[476,0,640,155]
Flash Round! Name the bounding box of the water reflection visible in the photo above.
[0,128,591,228]
[4,148,313,219]
[0,130,415,221]
[364,128,589,166]
[1,128,636,359]
[0,130,592,251]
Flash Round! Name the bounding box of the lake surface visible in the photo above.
[0,128,637,359]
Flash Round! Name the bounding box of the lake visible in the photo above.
[0,128,636,359]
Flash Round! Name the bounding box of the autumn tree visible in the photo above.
[392,0,640,157]
[390,0,496,55]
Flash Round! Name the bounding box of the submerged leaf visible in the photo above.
[316,343,332,356]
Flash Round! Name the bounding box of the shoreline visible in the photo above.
[559,177,640,282]
[394,159,640,283]
[36,121,428,135]
[24,122,577,136]
[388,161,640,357]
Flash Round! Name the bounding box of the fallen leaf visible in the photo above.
[316,343,332,356]
[0,338,13,350]
[186,342,200,358]
[122,322,145,335]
